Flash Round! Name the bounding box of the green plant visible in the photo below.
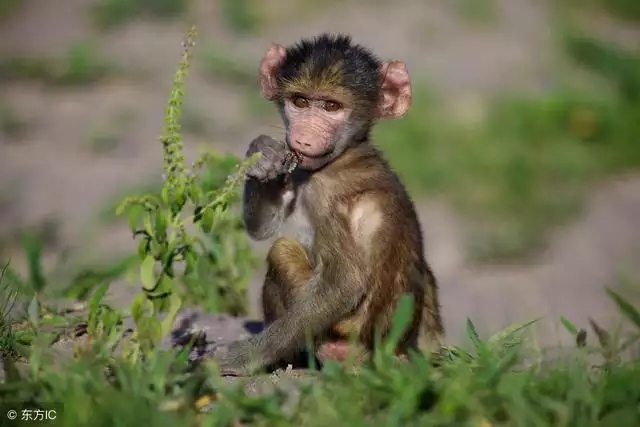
[563,32,640,104]
[454,0,498,25]
[0,0,21,23]
[599,0,640,22]
[115,26,259,359]
[91,0,189,30]
[220,0,261,34]
[200,45,256,87]
[375,51,640,262]
[2,232,49,298]
[0,41,115,86]
[61,254,138,301]
[2,278,640,426]
[0,261,28,363]
[0,105,29,140]
[96,153,257,314]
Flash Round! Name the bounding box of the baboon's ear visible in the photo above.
[259,44,286,100]
[376,60,412,119]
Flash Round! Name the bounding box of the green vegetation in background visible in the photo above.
[561,0,640,22]
[597,0,640,22]
[0,104,30,141]
[0,41,116,86]
[200,45,256,87]
[91,0,188,30]
[0,0,21,23]
[563,32,640,104]
[200,45,275,119]
[220,0,261,34]
[453,0,498,25]
[375,31,640,262]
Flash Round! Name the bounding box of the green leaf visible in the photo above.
[606,287,640,329]
[154,209,168,242]
[196,253,210,279]
[193,206,204,223]
[487,318,539,346]
[213,200,228,218]
[150,239,165,260]
[137,238,150,259]
[130,293,151,324]
[156,274,173,294]
[589,318,611,349]
[128,205,143,233]
[2,354,23,383]
[466,318,482,348]
[190,182,202,204]
[201,207,214,233]
[88,282,110,331]
[89,281,110,315]
[160,292,183,337]
[0,263,27,294]
[161,185,170,206]
[184,249,197,276]
[143,213,154,236]
[163,239,179,268]
[173,188,185,210]
[382,293,414,356]
[27,296,39,330]
[140,255,156,291]
[139,316,163,349]
[560,316,579,335]
[22,232,45,292]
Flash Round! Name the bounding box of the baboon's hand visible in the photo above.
[245,135,292,181]
[213,340,257,377]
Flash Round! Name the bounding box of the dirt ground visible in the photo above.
[1,0,639,347]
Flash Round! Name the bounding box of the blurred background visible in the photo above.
[0,0,639,346]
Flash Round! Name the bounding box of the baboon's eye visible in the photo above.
[292,96,309,108]
[323,100,343,112]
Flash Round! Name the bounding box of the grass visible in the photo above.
[220,0,262,34]
[200,45,276,121]
[374,30,640,262]
[200,45,256,87]
[91,0,189,30]
[1,269,640,427]
[0,41,116,86]
[577,0,640,22]
[453,0,498,25]
[601,0,640,21]
[0,0,21,23]
[0,104,30,141]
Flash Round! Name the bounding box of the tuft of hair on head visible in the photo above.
[276,33,383,107]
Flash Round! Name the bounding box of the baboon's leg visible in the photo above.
[261,237,312,325]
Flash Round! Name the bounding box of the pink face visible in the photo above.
[258,42,413,170]
[284,94,349,165]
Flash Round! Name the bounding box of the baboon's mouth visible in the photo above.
[283,150,303,173]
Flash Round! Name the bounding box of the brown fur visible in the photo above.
[264,144,443,358]
[216,34,443,375]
